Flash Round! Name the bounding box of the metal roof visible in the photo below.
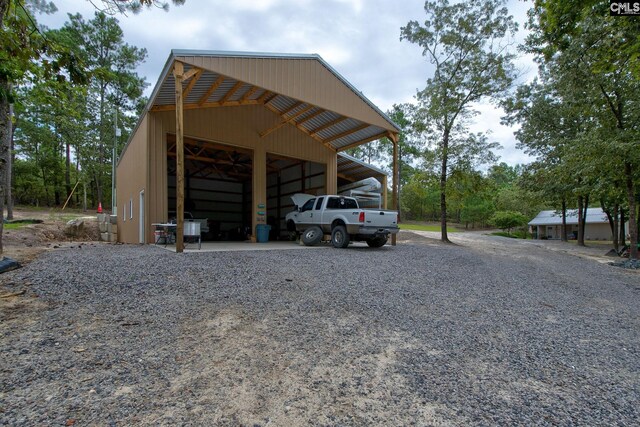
[337,152,387,182]
[142,50,399,153]
[528,208,610,226]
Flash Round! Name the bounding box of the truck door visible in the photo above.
[313,197,325,225]
[297,197,316,229]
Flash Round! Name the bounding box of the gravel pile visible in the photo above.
[1,236,639,426]
[609,258,640,269]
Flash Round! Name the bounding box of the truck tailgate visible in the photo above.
[362,210,398,228]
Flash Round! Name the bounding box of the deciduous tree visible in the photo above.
[401,0,518,242]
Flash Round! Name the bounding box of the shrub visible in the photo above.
[490,211,528,236]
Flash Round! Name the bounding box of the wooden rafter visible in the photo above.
[281,101,303,116]
[181,65,202,81]
[256,90,272,103]
[220,81,244,104]
[198,75,225,106]
[264,103,336,152]
[336,131,390,152]
[324,123,369,144]
[309,116,348,136]
[259,104,314,138]
[183,69,203,99]
[296,108,325,126]
[262,92,278,105]
[240,86,259,102]
[151,99,261,112]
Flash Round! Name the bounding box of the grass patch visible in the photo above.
[491,231,529,239]
[401,223,461,233]
[4,223,27,230]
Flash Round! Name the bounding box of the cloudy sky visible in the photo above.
[39,0,538,166]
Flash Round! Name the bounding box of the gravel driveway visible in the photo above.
[1,232,639,426]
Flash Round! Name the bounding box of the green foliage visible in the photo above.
[510,0,640,258]
[490,211,528,235]
[401,0,518,241]
[491,230,527,239]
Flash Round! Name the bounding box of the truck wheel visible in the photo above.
[366,237,388,248]
[301,226,323,246]
[331,225,350,248]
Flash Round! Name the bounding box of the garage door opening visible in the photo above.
[167,135,253,241]
[266,154,326,240]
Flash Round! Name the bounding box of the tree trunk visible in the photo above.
[619,209,626,247]
[65,140,71,204]
[440,128,450,243]
[625,161,638,260]
[6,101,13,220]
[561,199,567,242]
[578,196,585,246]
[0,75,8,255]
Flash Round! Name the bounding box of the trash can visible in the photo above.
[256,224,271,243]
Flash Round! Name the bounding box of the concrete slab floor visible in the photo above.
[156,240,335,253]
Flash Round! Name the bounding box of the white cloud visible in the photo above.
[39,0,536,166]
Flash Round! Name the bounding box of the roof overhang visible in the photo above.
[143,50,399,153]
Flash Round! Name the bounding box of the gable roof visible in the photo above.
[528,208,610,226]
[142,50,399,152]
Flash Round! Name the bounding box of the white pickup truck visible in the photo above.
[285,194,399,248]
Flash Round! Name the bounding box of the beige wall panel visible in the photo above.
[156,106,335,165]
[178,56,393,131]
[147,113,168,241]
[116,115,149,244]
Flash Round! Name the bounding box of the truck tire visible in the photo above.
[331,225,350,248]
[366,237,388,248]
[301,226,323,246]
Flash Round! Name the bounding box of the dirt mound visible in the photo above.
[3,208,100,264]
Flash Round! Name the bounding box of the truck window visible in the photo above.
[314,197,324,210]
[301,198,316,212]
[326,197,358,209]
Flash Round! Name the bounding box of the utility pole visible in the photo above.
[112,108,120,214]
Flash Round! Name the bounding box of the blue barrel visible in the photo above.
[256,224,271,243]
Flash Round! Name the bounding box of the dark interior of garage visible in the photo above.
[166,135,326,241]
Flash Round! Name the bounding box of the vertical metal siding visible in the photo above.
[116,115,149,243]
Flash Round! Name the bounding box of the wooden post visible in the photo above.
[381,175,388,209]
[174,61,185,253]
[391,132,399,246]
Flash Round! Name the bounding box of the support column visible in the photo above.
[326,152,337,194]
[381,175,388,210]
[391,132,399,246]
[252,145,266,243]
[173,61,185,253]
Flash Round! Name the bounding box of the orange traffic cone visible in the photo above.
[97,202,103,214]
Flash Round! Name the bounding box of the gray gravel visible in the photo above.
[1,235,639,426]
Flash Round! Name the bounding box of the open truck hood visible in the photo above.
[290,193,315,209]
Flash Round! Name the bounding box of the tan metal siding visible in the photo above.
[116,114,149,243]
[178,56,393,131]
[147,113,168,242]
[156,106,335,164]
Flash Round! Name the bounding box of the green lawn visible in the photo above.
[400,222,461,233]
[3,223,26,230]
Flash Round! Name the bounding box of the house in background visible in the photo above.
[528,208,621,240]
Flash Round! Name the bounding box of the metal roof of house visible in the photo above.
[528,208,610,226]
[142,50,399,152]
